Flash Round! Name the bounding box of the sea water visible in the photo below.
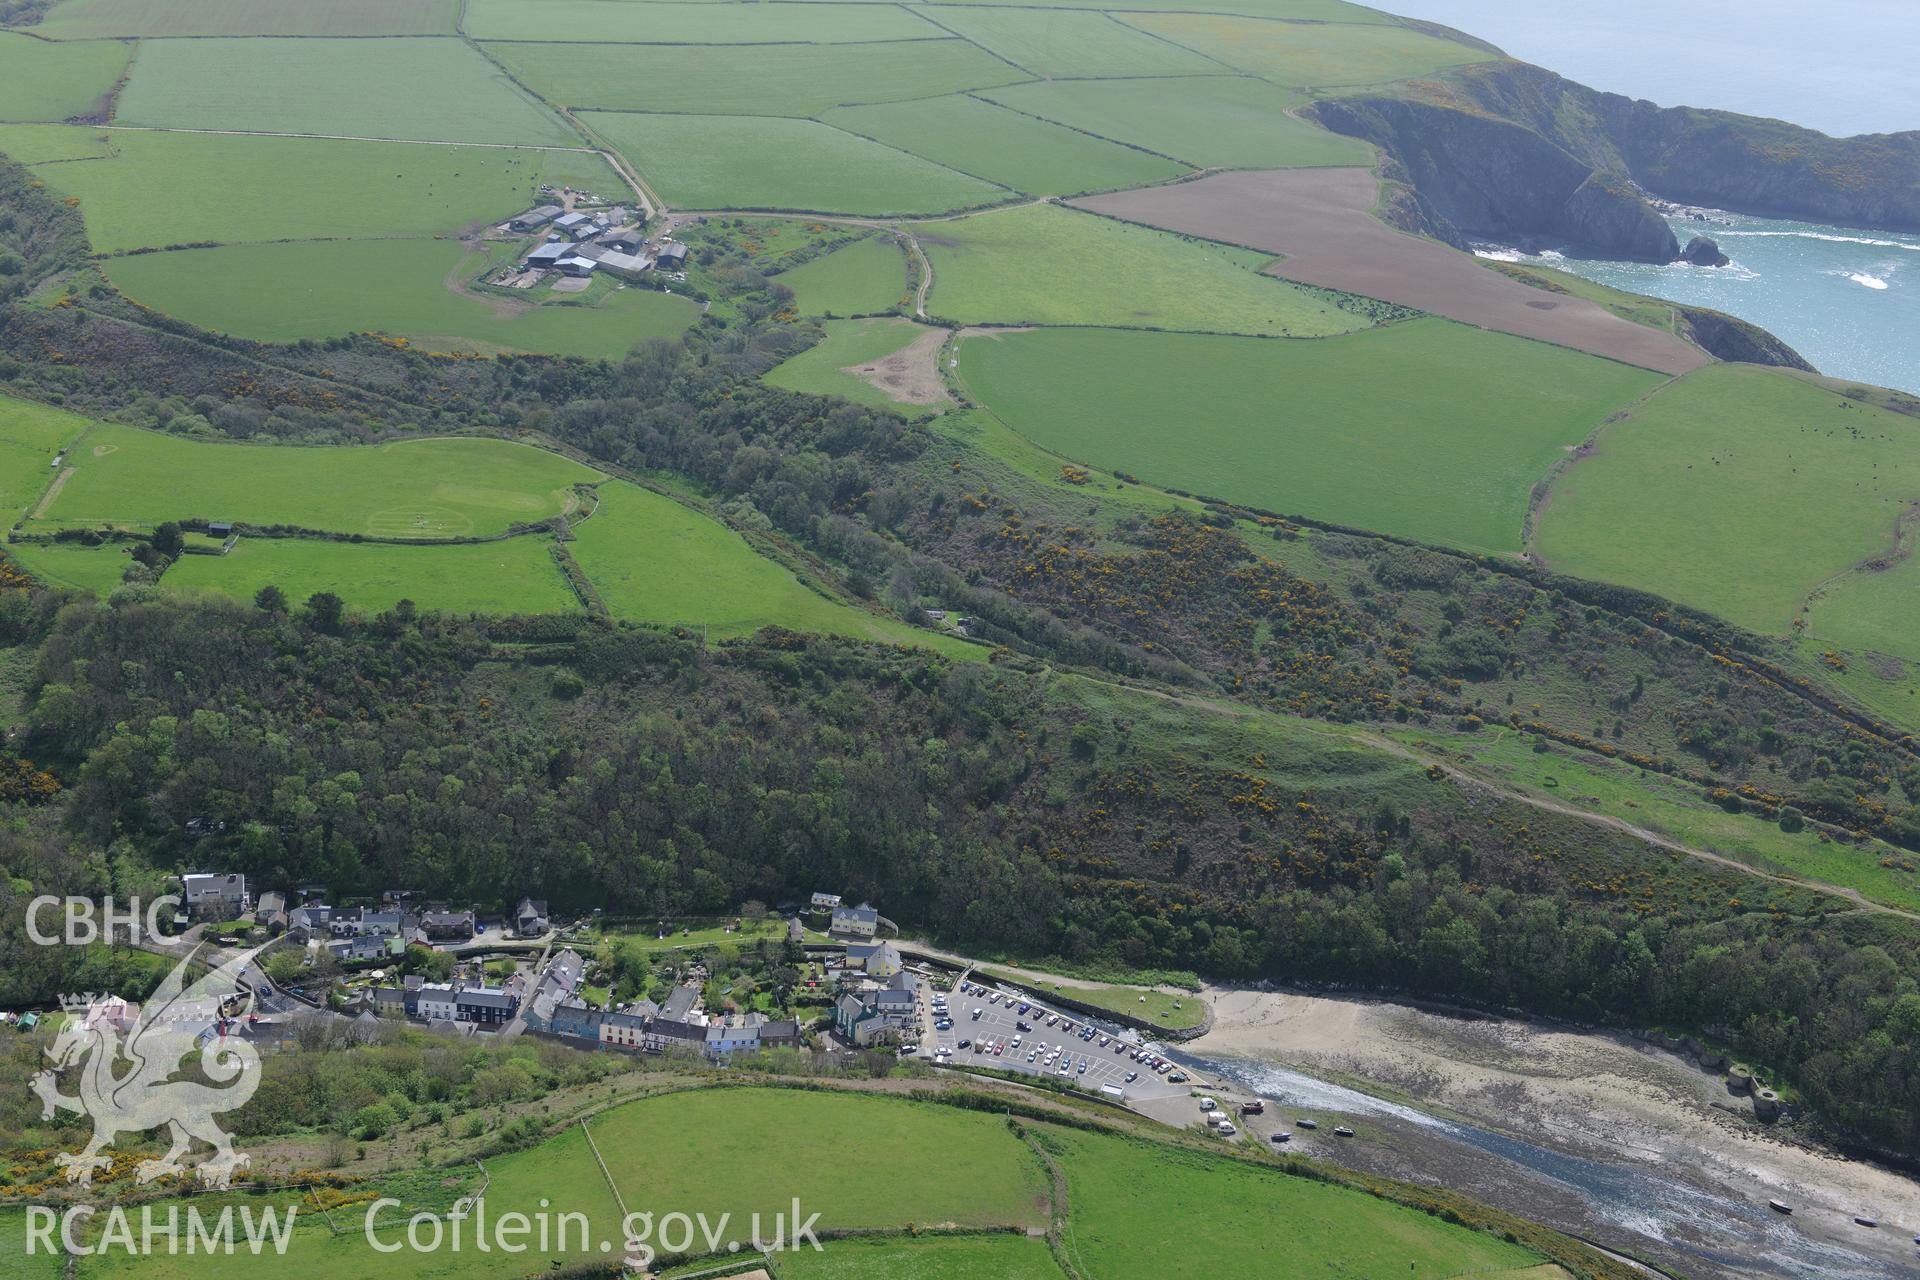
[1479,210,1920,393]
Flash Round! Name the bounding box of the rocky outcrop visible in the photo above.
[1680,234,1730,266]
[1305,96,1678,261]
[1674,304,1815,371]
[1417,61,1920,233]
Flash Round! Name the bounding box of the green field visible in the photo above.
[975,966,1205,1031]
[1124,12,1491,86]
[28,129,618,252]
[6,539,139,596]
[570,479,975,654]
[772,235,907,317]
[1533,365,1920,635]
[588,1088,1048,1231]
[1401,726,1920,915]
[979,76,1372,170]
[163,535,580,617]
[921,203,1365,337]
[779,1234,1064,1280]
[0,31,129,123]
[764,318,935,410]
[1807,549,1920,669]
[821,94,1189,198]
[30,0,457,37]
[104,239,698,358]
[921,7,1223,77]
[489,39,1021,117]
[1046,1126,1542,1279]
[928,0,1386,15]
[36,425,600,538]
[581,112,1006,214]
[0,395,91,518]
[115,37,575,144]
[465,0,940,42]
[957,321,1664,553]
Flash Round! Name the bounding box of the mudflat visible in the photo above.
[1073,169,1708,376]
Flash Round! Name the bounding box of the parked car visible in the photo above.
[1125,1070,1139,1083]
[1217,1121,1237,1137]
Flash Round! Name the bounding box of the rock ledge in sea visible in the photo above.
[1680,234,1731,267]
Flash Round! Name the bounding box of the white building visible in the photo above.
[416,983,459,1021]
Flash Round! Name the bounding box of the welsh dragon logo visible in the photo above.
[30,945,264,1189]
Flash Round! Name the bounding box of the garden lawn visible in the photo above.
[778,1234,1064,1280]
[488,39,1020,117]
[31,130,617,251]
[957,321,1663,553]
[36,425,601,538]
[920,7,1221,77]
[763,318,934,410]
[821,94,1188,198]
[581,112,1005,215]
[29,0,456,37]
[465,0,937,43]
[1123,12,1492,87]
[979,76,1371,169]
[0,395,92,519]
[104,239,697,358]
[587,1088,1048,1231]
[114,37,575,144]
[1045,1125,1544,1279]
[164,535,580,617]
[570,480,978,656]
[771,235,907,316]
[920,203,1363,337]
[1533,364,1920,634]
[0,31,129,123]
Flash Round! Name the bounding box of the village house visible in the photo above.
[371,987,408,1018]
[514,898,550,937]
[421,909,475,942]
[758,1018,802,1051]
[844,941,901,979]
[548,999,603,1041]
[809,892,843,911]
[182,872,250,920]
[254,890,288,936]
[659,985,700,1023]
[416,983,459,1021]
[456,987,519,1026]
[704,1018,763,1059]
[833,969,918,1046]
[601,1008,649,1049]
[287,903,332,939]
[830,902,879,940]
[643,1016,707,1055]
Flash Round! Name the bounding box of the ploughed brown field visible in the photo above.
[1072,169,1708,376]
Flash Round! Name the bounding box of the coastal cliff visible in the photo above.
[1306,58,1920,260]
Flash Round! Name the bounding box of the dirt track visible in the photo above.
[842,321,951,407]
[1072,169,1708,376]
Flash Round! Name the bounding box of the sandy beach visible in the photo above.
[1177,987,1919,1279]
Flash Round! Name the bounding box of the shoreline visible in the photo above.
[1172,985,1919,1280]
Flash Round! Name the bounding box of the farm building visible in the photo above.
[509,205,562,232]
[656,242,690,270]
[555,256,597,278]
[525,242,570,269]
[596,250,653,279]
[552,211,593,238]
[595,231,642,254]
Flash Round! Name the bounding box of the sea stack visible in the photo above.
[1681,235,1732,267]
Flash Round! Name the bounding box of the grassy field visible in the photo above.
[1806,548,1920,668]
[821,94,1188,198]
[581,112,1005,215]
[1399,726,1920,914]
[591,918,787,951]
[763,318,934,411]
[589,1088,1048,1232]
[0,122,112,162]
[29,0,457,37]
[980,76,1371,170]
[30,129,617,251]
[37,425,600,537]
[5,539,140,596]
[489,39,1020,117]
[921,203,1364,336]
[772,234,908,317]
[115,37,575,145]
[1124,12,1491,86]
[1533,364,1920,634]
[1044,1125,1544,1279]
[104,239,698,358]
[974,965,1206,1031]
[1481,259,1682,333]
[0,395,91,518]
[163,535,580,617]
[465,0,939,42]
[921,6,1222,77]
[571,480,976,655]
[0,31,129,123]
[957,321,1663,553]
[0,1206,61,1280]
[778,1234,1064,1280]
